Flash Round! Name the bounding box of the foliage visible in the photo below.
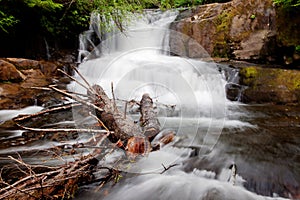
[273,0,300,7]
[0,0,233,57]
[24,0,63,11]
[250,14,256,19]
[163,0,203,8]
[296,45,300,53]
[0,10,19,33]
[156,0,229,9]
[0,0,232,37]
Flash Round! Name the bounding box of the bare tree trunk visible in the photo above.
[139,93,160,141]
[88,85,145,146]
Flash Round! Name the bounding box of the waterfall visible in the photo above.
[69,10,234,163]
[72,10,227,119]
[77,12,102,63]
[70,10,289,200]
[44,38,51,60]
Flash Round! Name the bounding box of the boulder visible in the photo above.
[0,59,25,82]
[6,58,40,70]
[170,0,300,65]
[20,69,49,88]
[39,61,58,76]
[0,58,66,109]
[239,66,300,104]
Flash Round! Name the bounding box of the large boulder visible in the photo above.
[0,59,25,82]
[239,66,300,104]
[170,0,300,65]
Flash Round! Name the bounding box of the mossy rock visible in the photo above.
[239,66,258,86]
[239,66,300,104]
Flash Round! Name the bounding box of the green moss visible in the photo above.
[239,66,258,86]
[277,70,300,91]
[240,66,258,78]
[292,78,300,89]
[211,10,233,57]
[241,66,300,92]
[250,14,256,19]
[212,41,231,57]
[215,11,232,33]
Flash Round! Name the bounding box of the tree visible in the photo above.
[273,0,300,7]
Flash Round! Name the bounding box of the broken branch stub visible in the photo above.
[88,85,140,143]
[140,93,161,141]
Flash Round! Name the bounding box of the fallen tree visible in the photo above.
[0,68,174,199]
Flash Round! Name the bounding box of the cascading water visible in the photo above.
[71,10,228,122]
[72,10,290,200]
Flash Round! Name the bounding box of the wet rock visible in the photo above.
[170,0,300,65]
[0,59,25,82]
[233,30,273,60]
[239,66,300,104]
[0,58,68,109]
[6,58,40,70]
[21,69,48,88]
[226,83,243,101]
[0,82,40,109]
[39,61,58,76]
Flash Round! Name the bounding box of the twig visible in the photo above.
[160,163,179,174]
[0,155,98,199]
[58,69,90,91]
[9,155,35,177]
[49,85,103,113]
[31,86,90,98]
[16,124,110,134]
[0,178,38,199]
[89,112,110,132]
[111,82,117,111]
[124,101,127,119]
[70,65,96,94]
[88,112,107,142]
[13,102,81,122]
[29,86,52,91]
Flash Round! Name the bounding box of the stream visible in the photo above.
[0,10,300,200]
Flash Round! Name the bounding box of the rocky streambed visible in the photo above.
[0,56,300,199]
[0,56,75,110]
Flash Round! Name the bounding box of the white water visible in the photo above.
[0,106,43,123]
[70,10,228,125]
[72,10,289,200]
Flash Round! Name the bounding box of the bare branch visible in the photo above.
[89,112,110,132]
[16,124,111,134]
[160,163,179,174]
[58,68,90,91]
[49,85,103,113]
[13,102,81,122]
[70,65,96,94]
[111,82,117,111]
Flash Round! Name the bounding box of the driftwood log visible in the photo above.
[139,93,160,141]
[88,85,161,155]
[88,85,142,143]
